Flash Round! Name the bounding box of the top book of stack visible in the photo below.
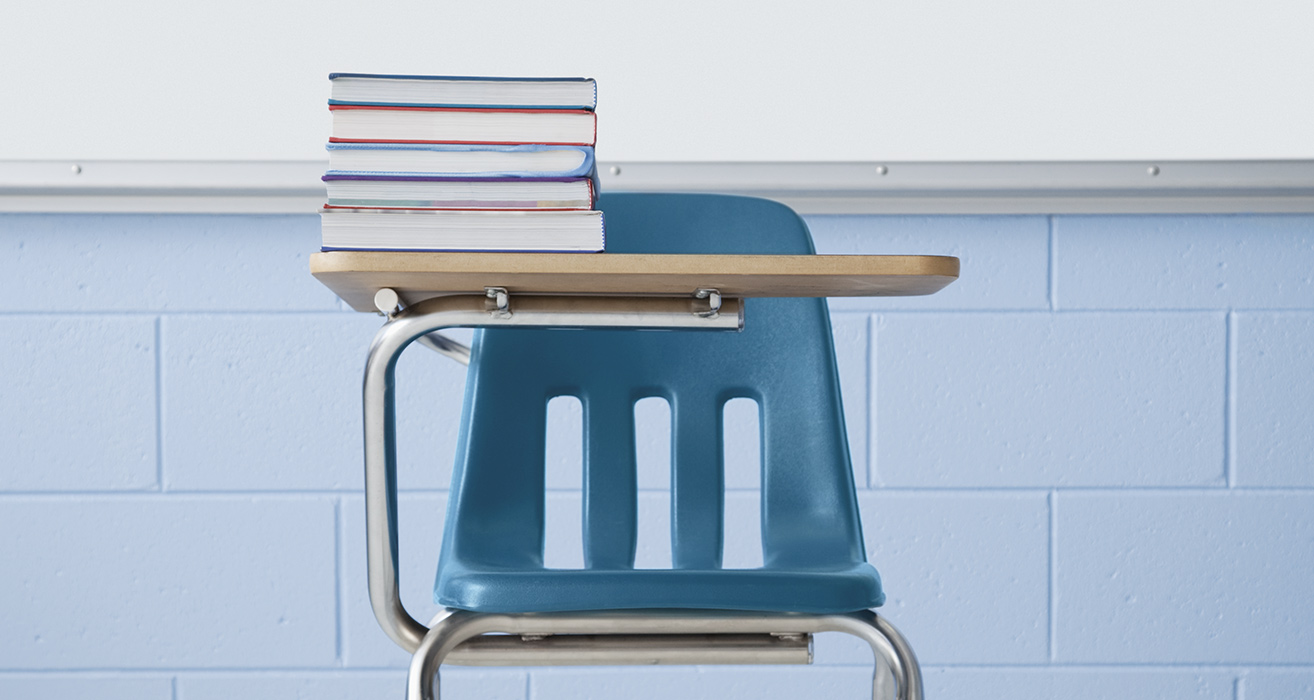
[329,74,597,146]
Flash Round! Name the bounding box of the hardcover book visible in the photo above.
[329,105,597,146]
[322,176,595,210]
[320,208,605,253]
[325,143,595,178]
[328,73,597,110]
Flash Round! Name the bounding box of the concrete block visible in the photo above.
[1054,214,1314,309]
[0,317,157,491]
[846,493,1050,664]
[1056,492,1314,663]
[876,313,1225,487]
[1235,313,1314,486]
[531,666,871,700]
[1244,671,1314,700]
[0,676,173,700]
[807,215,1050,311]
[923,668,1234,700]
[163,315,464,490]
[177,670,526,700]
[0,214,337,312]
[0,496,336,668]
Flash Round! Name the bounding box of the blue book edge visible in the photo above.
[325,144,596,180]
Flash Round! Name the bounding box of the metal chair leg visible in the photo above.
[845,610,923,700]
[406,610,484,700]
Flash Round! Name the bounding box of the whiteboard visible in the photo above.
[5,0,1313,163]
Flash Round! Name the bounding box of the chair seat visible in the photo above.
[436,562,885,614]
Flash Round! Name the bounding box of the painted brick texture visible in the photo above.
[2,211,1312,699]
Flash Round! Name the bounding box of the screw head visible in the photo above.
[71,164,82,175]
[876,165,889,175]
[609,166,622,176]
[1147,165,1160,176]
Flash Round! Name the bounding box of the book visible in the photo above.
[325,143,595,178]
[322,176,595,210]
[328,73,597,110]
[320,208,605,253]
[329,105,596,146]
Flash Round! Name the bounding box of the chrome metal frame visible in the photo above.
[415,331,471,365]
[408,609,920,700]
[362,290,921,700]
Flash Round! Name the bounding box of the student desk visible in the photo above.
[309,250,958,674]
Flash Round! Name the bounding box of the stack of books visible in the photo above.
[320,74,605,253]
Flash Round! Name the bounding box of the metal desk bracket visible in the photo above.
[484,287,511,318]
[693,288,722,318]
[394,287,739,366]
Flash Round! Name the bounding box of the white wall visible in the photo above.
[4,0,1313,162]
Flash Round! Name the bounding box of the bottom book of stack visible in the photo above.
[320,208,605,252]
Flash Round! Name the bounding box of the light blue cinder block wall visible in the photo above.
[1,212,1312,700]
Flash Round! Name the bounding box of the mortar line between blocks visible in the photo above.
[1226,310,1238,488]
[1049,489,1058,662]
[19,485,1314,499]
[915,663,1314,671]
[154,316,165,492]
[13,307,1314,317]
[0,309,355,316]
[1048,215,1057,311]
[865,313,876,489]
[335,496,346,665]
[1235,674,1245,700]
[171,675,178,700]
[525,671,533,700]
[15,485,1314,499]
[860,308,1314,315]
[7,663,1310,675]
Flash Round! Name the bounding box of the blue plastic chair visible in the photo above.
[389,193,921,699]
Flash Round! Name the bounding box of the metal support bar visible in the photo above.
[408,609,921,700]
[415,332,471,365]
[444,632,812,666]
[363,293,744,654]
[373,286,473,365]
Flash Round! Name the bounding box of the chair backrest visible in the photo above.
[440,193,867,572]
